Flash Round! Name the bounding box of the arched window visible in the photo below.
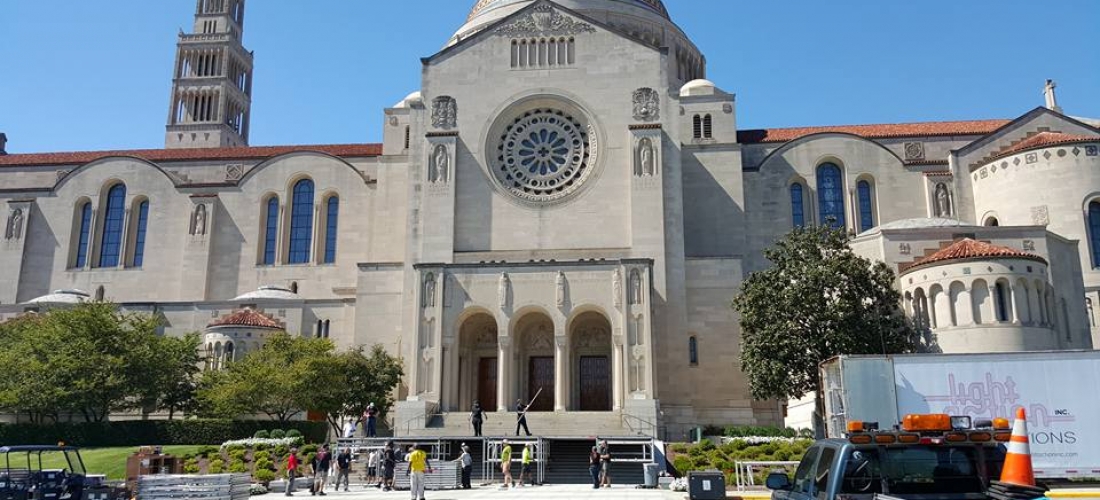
[816,163,845,229]
[98,183,127,267]
[1089,202,1100,267]
[323,319,331,339]
[790,183,805,228]
[94,285,105,301]
[74,202,93,268]
[857,180,875,232]
[131,200,149,267]
[994,282,1011,322]
[262,196,278,266]
[689,336,698,365]
[323,196,339,264]
[985,217,1000,227]
[692,115,702,139]
[702,114,713,139]
[288,179,314,264]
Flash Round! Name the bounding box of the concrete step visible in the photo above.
[403,411,646,438]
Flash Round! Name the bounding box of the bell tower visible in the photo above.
[165,0,253,149]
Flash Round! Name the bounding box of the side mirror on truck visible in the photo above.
[766,472,792,490]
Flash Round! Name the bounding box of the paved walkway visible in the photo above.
[285,484,689,500]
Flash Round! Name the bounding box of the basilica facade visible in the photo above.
[1,0,1099,437]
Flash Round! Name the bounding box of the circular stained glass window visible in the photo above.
[492,108,597,204]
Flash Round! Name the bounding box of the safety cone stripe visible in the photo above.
[1001,408,1036,488]
[1007,440,1031,455]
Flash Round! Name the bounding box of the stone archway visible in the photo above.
[513,312,555,412]
[570,311,612,411]
[457,312,498,413]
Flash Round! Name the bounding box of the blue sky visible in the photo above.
[1,0,1097,154]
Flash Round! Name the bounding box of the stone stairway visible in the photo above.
[402,411,646,438]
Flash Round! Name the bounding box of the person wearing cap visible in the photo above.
[406,443,432,500]
[453,444,473,489]
[499,440,514,489]
[365,402,379,438]
[518,443,534,486]
[285,448,300,496]
[381,441,397,492]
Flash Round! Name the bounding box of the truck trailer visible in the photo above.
[820,351,1100,478]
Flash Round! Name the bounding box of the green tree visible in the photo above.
[152,333,204,419]
[733,224,922,402]
[0,314,70,423]
[197,333,335,422]
[300,345,404,435]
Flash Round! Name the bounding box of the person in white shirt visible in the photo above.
[368,448,381,487]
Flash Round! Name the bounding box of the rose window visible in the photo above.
[492,108,596,204]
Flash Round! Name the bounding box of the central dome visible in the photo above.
[452,0,677,45]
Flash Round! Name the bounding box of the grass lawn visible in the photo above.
[13,446,207,481]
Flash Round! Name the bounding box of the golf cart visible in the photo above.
[0,445,113,500]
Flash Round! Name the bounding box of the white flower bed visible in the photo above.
[719,436,804,445]
[220,437,303,449]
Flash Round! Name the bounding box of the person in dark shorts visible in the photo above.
[598,440,612,488]
[335,448,352,492]
[588,446,601,489]
[471,401,487,437]
[382,441,397,492]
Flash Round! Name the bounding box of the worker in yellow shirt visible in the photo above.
[499,440,513,489]
[518,443,535,486]
[406,444,432,500]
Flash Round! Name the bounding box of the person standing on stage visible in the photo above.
[514,399,531,436]
[470,401,487,437]
[364,402,379,438]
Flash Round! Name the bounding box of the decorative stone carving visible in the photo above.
[225,164,244,181]
[629,269,643,305]
[555,271,566,307]
[431,96,457,130]
[632,88,659,122]
[904,142,926,161]
[899,243,912,256]
[491,108,597,204]
[191,204,207,235]
[430,144,449,183]
[527,325,554,351]
[1026,153,1038,164]
[499,273,510,309]
[722,103,734,114]
[388,116,399,127]
[1031,205,1050,226]
[574,324,610,349]
[1023,240,1036,252]
[474,327,497,349]
[422,272,436,308]
[5,208,23,240]
[56,169,71,182]
[494,4,595,37]
[612,268,623,308]
[1086,145,1098,157]
[934,183,952,217]
[635,137,656,177]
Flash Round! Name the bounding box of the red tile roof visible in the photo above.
[737,119,1012,144]
[904,238,1046,273]
[989,132,1098,160]
[0,143,383,167]
[208,308,284,330]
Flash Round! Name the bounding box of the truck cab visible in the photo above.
[766,415,1008,500]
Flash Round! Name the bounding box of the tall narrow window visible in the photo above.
[689,336,699,365]
[692,115,702,139]
[995,282,1010,322]
[857,180,874,232]
[323,196,339,264]
[702,114,713,139]
[263,197,278,266]
[98,183,127,267]
[132,201,149,267]
[790,183,805,228]
[75,202,92,268]
[288,179,315,264]
[816,163,845,229]
[1089,202,1100,267]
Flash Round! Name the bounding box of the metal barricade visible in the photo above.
[481,437,545,486]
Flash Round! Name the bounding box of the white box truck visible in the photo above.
[820,351,1100,478]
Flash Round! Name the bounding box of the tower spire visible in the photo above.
[165,0,253,149]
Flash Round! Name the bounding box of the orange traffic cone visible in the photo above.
[1000,407,1035,487]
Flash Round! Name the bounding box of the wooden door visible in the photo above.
[579,356,611,411]
[478,357,497,412]
[527,357,555,412]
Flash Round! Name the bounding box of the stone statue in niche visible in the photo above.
[5,208,22,240]
[499,272,510,309]
[432,96,457,129]
[612,268,623,307]
[555,271,566,307]
[934,183,952,217]
[637,138,656,177]
[430,144,449,183]
[423,273,436,308]
[629,269,643,305]
[632,87,660,122]
[192,204,207,235]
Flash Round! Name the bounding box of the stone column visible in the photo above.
[1010,285,1024,325]
[612,334,624,411]
[987,286,999,323]
[554,335,568,412]
[497,337,512,412]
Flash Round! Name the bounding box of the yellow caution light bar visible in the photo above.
[994,431,1011,442]
[874,434,897,444]
[993,418,1011,430]
[945,432,968,443]
[968,432,992,442]
[897,433,920,444]
[902,414,952,432]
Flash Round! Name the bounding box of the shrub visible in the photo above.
[697,439,715,451]
[183,458,200,474]
[225,444,246,453]
[253,451,271,463]
[253,469,276,485]
[197,446,220,458]
[270,429,286,439]
[301,444,318,455]
[228,459,250,474]
[672,456,693,475]
[208,459,225,474]
[286,429,302,438]
[668,443,689,454]
[229,449,247,462]
[254,458,274,471]
[273,445,289,458]
[254,430,271,439]
[0,420,327,447]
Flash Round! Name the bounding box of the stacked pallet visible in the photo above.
[136,474,251,500]
[986,480,1047,500]
[391,463,461,491]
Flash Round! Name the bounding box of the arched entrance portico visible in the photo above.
[513,310,556,412]
[570,311,613,411]
[456,311,499,413]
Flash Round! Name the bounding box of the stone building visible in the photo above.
[0,0,1098,436]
